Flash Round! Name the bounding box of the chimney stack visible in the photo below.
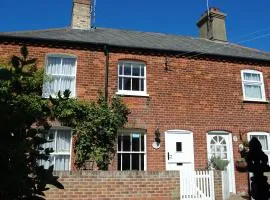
[197,8,227,42]
[71,0,91,30]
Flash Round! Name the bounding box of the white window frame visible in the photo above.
[241,69,266,102]
[116,61,148,96]
[42,54,77,98]
[42,127,72,171]
[247,132,270,154]
[117,129,147,171]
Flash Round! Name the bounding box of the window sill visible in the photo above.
[243,99,269,104]
[116,91,150,97]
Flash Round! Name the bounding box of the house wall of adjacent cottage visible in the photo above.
[1,42,270,193]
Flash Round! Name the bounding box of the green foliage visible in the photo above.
[52,92,129,170]
[0,46,63,200]
[209,156,229,171]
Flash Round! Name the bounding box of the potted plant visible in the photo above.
[235,158,248,172]
[235,133,249,172]
[208,156,229,171]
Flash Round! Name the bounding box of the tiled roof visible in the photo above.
[1,27,270,62]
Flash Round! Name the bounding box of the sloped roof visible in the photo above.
[1,27,270,62]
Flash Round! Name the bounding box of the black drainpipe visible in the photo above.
[104,45,109,102]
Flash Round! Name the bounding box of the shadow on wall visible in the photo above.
[247,137,270,200]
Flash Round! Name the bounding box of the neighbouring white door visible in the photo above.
[207,132,236,194]
[247,132,270,163]
[165,130,195,172]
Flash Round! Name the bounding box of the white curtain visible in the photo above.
[56,129,71,153]
[244,73,262,99]
[43,57,76,97]
[245,85,262,99]
[244,73,260,81]
[39,129,71,171]
[55,155,70,171]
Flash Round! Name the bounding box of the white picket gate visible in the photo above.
[180,170,215,200]
[221,169,230,200]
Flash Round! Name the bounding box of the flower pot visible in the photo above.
[235,160,248,172]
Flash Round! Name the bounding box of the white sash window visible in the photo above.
[241,70,266,101]
[40,128,72,171]
[42,55,76,98]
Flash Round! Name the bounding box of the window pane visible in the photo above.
[132,65,140,76]
[62,58,75,75]
[47,57,61,75]
[39,156,53,169]
[244,73,260,81]
[122,154,130,170]
[132,78,140,91]
[140,66,145,76]
[132,154,139,170]
[54,155,70,171]
[118,135,122,151]
[245,85,262,99]
[252,135,268,151]
[124,64,131,75]
[117,154,121,170]
[123,77,131,90]
[141,154,144,170]
[119,65,123,75]
[118,77,123,90]
[140,79,144,91]
[132,134,140,151]
[122,135,131,151]
[141,135,144,151]
[56,130,71,153]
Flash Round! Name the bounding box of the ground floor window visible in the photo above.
[248,132,270,159]
[117,129,146,171]
[40,127,72,171]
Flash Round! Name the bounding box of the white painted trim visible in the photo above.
[241,69,266,102]
[206,131,236,194]
[117,61,147,96]
[116,91,149,97]
[165,129,193,134]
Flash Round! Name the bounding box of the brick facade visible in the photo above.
[44,171,180,200]
[1,40,270,194]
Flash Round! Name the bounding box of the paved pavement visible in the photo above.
[229,194,249,200]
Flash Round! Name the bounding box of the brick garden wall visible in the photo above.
[44,171,180,200]
[1,41,270,193]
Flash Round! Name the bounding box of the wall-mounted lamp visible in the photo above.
[152,128,161,149]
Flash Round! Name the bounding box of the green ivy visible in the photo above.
[52,92,129,170]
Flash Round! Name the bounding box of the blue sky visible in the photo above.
[1,0,270,52]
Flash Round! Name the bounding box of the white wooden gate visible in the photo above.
[180,170,215,200]
[221,169,230,200]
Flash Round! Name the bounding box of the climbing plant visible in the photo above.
[51,91,130,170]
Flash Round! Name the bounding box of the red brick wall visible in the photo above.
[1,41,270,193]
[44,171,180,200]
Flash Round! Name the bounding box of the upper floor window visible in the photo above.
[40,128,72,171]
[42,55,76,98]
[117,61,147,96]
[241,70,266,101]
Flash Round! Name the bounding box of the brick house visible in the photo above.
[1,0,270,195]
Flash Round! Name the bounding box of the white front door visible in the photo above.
[207,132,236,193]
[165,130,195,171]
